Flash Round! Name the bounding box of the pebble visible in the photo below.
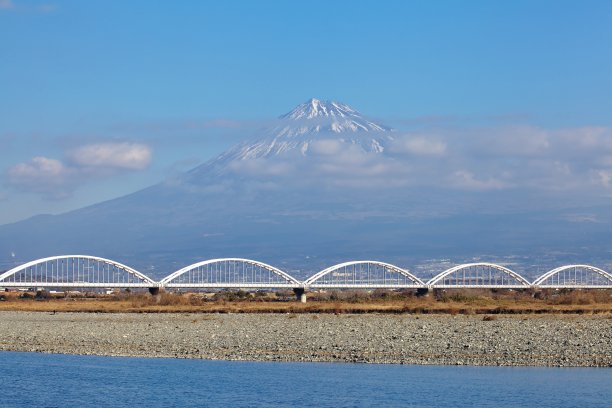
[0,312,610,367]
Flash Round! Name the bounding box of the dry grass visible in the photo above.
[0,289,610,315]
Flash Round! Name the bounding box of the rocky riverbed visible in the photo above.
[0,312,610,366]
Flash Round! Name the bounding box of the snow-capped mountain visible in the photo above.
[1,98,609,277]
[278,98,389,130]
[275,97,390,137]
[281,98,358,119]
[213,98,394,164]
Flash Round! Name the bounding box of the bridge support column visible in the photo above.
[431,288,442,299]
[530,288,545,299]
[148,287,160,296]
[416,288,430,297]
[293,288,307,303]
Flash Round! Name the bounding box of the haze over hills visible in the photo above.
[1,99,611,279]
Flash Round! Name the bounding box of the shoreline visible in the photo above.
[2,349,611,369]
[0,312,610,367]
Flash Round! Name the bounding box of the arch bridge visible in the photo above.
[0,255,157,289]
[1,256,611,295]
[532,265,612,289]
[426,263,531,289]
[160,258,301,289]
[304,261,424,289]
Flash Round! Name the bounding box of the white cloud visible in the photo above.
[309,139,344,156]
[217,123,612,196]
[463,125,612,159]
[8,157,70,183]
[496,126,550,155]
[390,135,447,156]
[228,158,294,177]
[8,122,612,201]
[7,157,73,197]
[68,142,152,170]
[553,127,612,157]
[594,170,612,188]
[5,142,153,198]
[450,170,507,191]
[447,125,550,157]
[227,144,416,190]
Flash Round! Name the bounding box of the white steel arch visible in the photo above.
[533,265,612,288]
[160,258,301,288]
[304,260,425,288]
[0,255,157,288]
[427,262,531,288]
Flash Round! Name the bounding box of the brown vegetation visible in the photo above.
[0,288,610,314]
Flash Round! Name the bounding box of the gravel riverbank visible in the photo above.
[0,312,610,366]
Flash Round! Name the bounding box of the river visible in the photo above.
[0,352,609,407]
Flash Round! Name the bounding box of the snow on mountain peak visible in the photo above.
[274,98,390,136]
[206,99,395,164]
[280,98,359,120]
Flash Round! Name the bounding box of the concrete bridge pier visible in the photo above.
[416,287,430,297]
[148,287,160,296]
[293,287,307,303]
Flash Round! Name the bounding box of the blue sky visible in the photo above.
[1,0,612,224]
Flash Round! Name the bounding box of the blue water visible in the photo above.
[0,352,609,407]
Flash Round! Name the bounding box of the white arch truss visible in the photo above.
[427,262,531,288]
[304,261,425,288]
[532,265,612,287]
[0,255,157,288]
[160,258,301,288]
